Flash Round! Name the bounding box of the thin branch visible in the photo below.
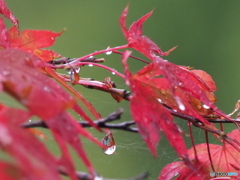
[113,50,150,64]
[22,105,239,134]
[22,108,138,133]
[59,166,148,180]
[208,119,240,123]
[49,57,105,66]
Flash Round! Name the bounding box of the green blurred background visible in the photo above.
[2,1,240,179]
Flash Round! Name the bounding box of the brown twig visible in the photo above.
[50,57,104,65]
[22,108,138,133]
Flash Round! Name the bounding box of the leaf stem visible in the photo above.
[113,50,150,64]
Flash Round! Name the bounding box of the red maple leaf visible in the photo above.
[0,49,103,178]
[0,0,18,26]
[0,19,62,61]
[0,4,102,118]
[120,5,234,164]
[0,104,62,180]
[122,50,189,158]
[120,5,176,58]
[120,5,228,117]
[159,129,240,180]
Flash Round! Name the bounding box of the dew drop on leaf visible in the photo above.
[102,132,116,155]
[2,71,10,76]
[125,80,130,86]
[94,176,103,180]
[202,104,210,109]
[175,96,185,111]
[0,124,12,145]
[39,134,45,139]
[43,86,50,92]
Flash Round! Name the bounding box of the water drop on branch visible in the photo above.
[101,132,116,155]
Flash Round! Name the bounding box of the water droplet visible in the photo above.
[105,51,112,55]
[102,132,116,155]
[2,71,10,76]
[157,98,163,103]
[112,72,115,75]
[0,124,12,145]
[66,68,71,74]
[70,70,75,83]
[51,37,54,40]
[94,176,103,180]
[125,80,130,86]
[203,104,210,109]
[28,119,32,122]
[43,86,50,92]
[88,64,93,67]
[75,66,81,73]
[178,82,183,86]
[39,134,45,139]
[174,173,179,177]
[175,96,185,111]
[145,74,151,79]
[89,56,93,58]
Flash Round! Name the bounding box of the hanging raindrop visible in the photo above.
[112,72,116,75]
[101,132,116,155]
[88,64,93,67]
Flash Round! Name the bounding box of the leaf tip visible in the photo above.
[164,45,178,56]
